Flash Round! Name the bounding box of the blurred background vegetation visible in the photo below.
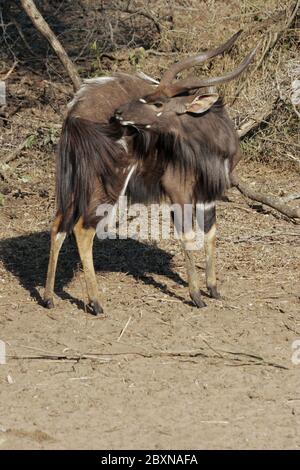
[0,0,299,184]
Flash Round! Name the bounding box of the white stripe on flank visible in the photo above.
[121,165,136,197]
[110,164,137,224]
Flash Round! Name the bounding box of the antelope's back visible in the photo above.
[67,73,155,123]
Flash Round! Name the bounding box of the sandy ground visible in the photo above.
[0,154,299,449]
[0,5,300,443]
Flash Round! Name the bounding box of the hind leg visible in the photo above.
[44,214,66,308]
[73,217,103,315]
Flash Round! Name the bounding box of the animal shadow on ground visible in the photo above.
[0,232,192,312]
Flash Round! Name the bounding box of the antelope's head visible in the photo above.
[115,31,257,132]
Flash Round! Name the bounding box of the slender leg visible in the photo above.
[204,203,221,299]
[180,237,206,308]
[44,214,66,308]
[73,217,103,315]
[177,204,206,308]
[162,169,206,308]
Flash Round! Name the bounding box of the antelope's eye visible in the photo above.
[153,102,163,108]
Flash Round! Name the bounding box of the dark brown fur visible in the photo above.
[56,116,127,232]
[124,98,240,205]
[56,75,154,233]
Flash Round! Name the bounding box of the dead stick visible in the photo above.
[0,138,29,165]
[231,174,300,220]
[43,80,71,96]
[20,0,81,91]
[237,101,277,138]
[8,348,288,369]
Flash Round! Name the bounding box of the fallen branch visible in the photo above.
[231,174,300,220]
[42,80,71,96]
[7,348,288,369]
[234,100,299,222]
[281,193,300,202]
[236,100,278,138]
[0,137,30,166]
[20,0,81,91]
[0,134,39,182]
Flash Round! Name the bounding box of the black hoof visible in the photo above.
[190,291,207,308]
[88,300,104,316]
[43,298,54,309]
[208,286,221,300]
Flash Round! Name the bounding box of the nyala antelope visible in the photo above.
[44,31,256,314]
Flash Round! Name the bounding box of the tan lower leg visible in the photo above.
[181,234,199,293]
[73,218,102,313]
[44,214,66,307]
[181,233,205,308]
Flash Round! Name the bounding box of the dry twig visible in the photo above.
[0,138,29,166]
[117,316,132,342]
[8,348,288,370]
[236,100,278,137]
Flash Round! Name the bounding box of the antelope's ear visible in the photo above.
[185,93,219,114]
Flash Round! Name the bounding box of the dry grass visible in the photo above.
[0,0,299,181]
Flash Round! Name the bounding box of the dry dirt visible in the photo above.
[0,0,300,448]
[0,152,300,449]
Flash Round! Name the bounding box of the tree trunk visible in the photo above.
[20,0,81,91]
